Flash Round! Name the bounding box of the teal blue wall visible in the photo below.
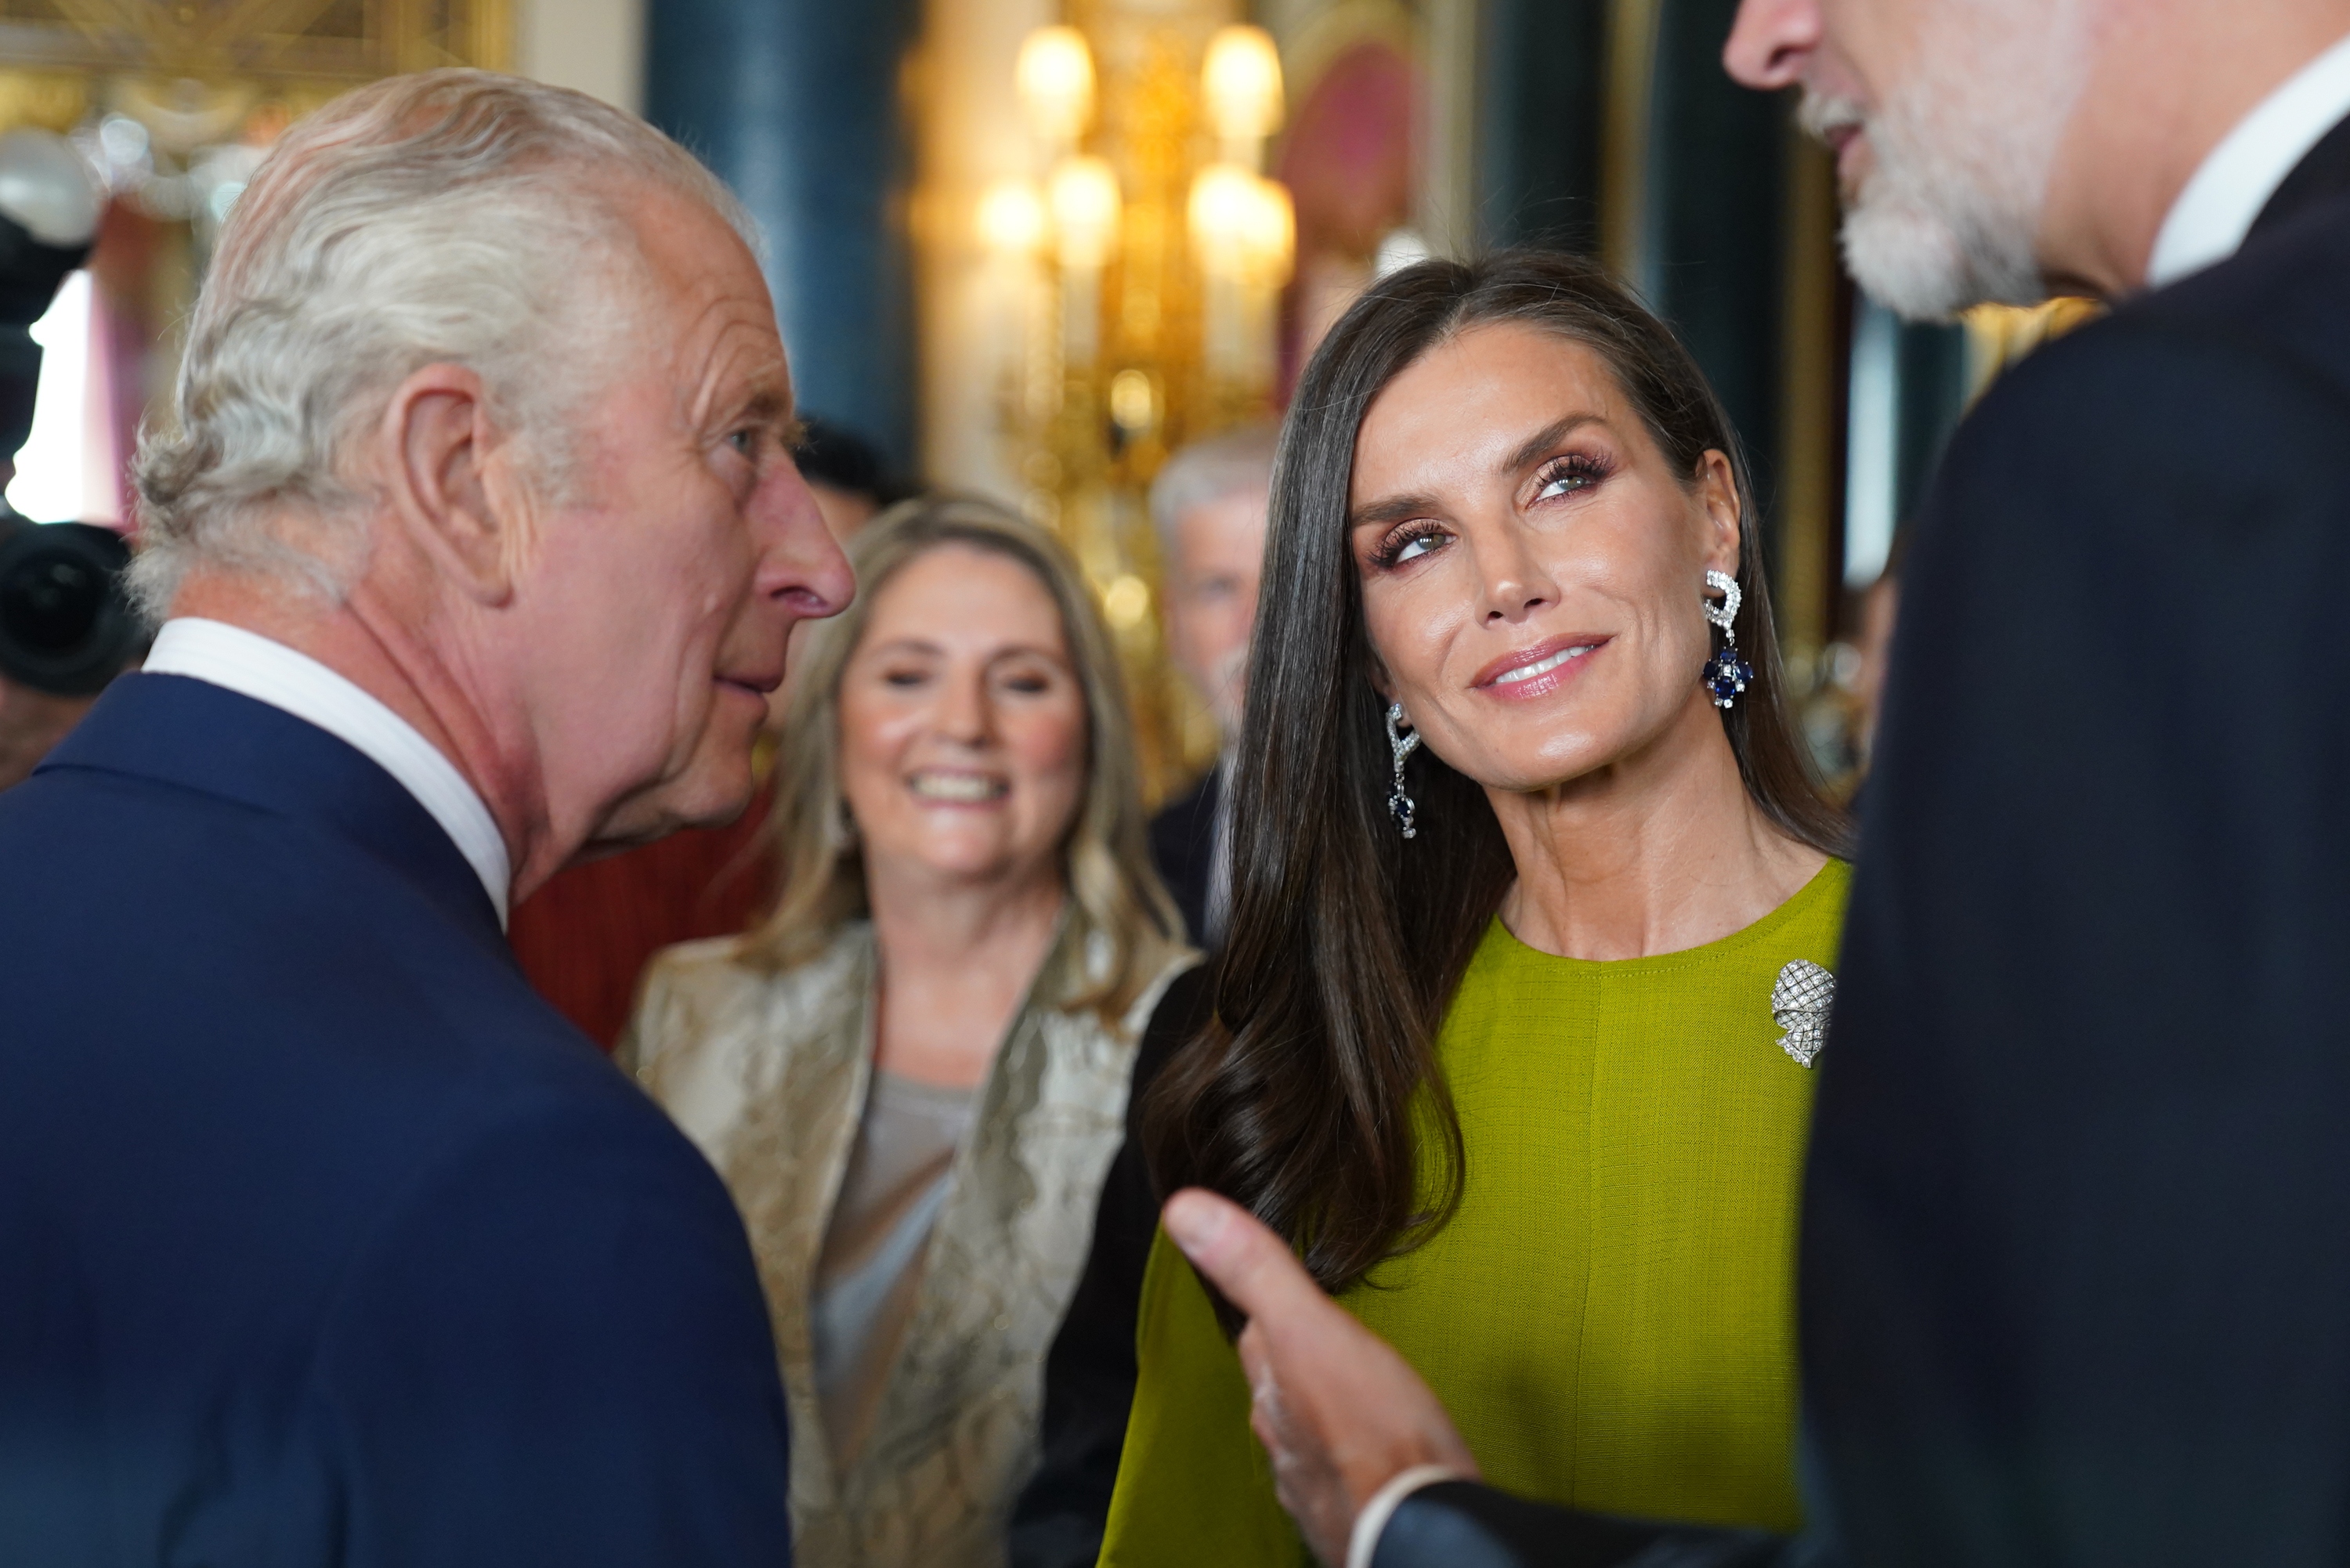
[1473,0,1607,251]
[645,0,923,471]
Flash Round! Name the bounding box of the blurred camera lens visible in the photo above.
[0,518,138,695]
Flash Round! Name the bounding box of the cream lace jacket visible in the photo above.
[624,919,1195,1568]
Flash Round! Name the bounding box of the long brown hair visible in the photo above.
[739,493,1181,1024]
[1144,249,1850,1298]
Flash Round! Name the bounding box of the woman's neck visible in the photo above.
[864,857,1068,1089]
[1488,703,1827,962]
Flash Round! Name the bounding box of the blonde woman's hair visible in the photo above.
[741,493,1181,1022]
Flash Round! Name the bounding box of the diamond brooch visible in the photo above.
[1771,959,1835,1068]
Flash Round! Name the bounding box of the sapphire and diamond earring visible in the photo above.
[1385,701,1423,839]
[1701,568,1753,711]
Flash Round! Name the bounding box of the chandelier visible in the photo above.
[977,14,1294,794]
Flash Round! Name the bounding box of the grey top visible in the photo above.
[627,919,1197,1566]
[808,1069,978,1469]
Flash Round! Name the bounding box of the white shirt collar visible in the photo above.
[143,617,513,927]
[2147,29,2350,287]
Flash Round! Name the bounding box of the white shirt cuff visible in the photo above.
[1345,1463,1475,1568]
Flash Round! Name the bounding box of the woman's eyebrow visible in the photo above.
[1499,414,1604,475]
[1348,493,1442,530]
[1348,414,1613,530]
[865,638,1069,665]
[985,644,1072,667]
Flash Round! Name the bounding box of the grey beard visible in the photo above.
[1839,99,2051,320]
[1812,1,2088,321]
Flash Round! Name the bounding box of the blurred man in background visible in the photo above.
[1144,424,1273,947]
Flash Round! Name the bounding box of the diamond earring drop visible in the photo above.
[1701,568,1753,711]
[1384,702,1423,838]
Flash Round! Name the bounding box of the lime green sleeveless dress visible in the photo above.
[1097,859,1850,1566]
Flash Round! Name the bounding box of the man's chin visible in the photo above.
[1842,202,1976,320]
[1842,195,2047,321]
[580,753,757,857]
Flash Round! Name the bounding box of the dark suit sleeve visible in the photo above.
[1372,1483,1836,1568]
[303,1095,794,1568]
[1805,309,2350,1566]
[1007,963,1215,1568]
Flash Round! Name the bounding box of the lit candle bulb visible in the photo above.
[1202,25,1284,168]
[1016,26,1095,150]
[1050,155,1122,368]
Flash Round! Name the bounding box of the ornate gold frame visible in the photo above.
[0,1,512,133]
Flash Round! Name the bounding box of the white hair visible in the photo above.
[129,69,757,618]
[1809,0,2091,321]
[1147,424,1278,556]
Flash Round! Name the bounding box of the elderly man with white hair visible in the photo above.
[0,71,851,1564]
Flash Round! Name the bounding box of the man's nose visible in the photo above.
[1723,0,1820,91]
[753,457,855,624]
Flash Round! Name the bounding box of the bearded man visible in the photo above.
[0,73,852,1564]
[1149,2,2350,1566]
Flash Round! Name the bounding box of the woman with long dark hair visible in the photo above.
[1095,250,1853,1563]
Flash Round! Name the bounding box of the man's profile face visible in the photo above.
[511,179,852,852]
[1166,484,1268,741]
[1726,0,2084,317]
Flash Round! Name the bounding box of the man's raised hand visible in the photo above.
[1162,1187,1479,1566]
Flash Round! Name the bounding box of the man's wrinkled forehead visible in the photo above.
[613,177,794,427]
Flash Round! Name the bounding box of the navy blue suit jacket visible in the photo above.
[1802,117,2350,1568]
[0,674,794,1565]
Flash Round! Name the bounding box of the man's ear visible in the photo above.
[379,363,517,607]
[1697,448,1743,577]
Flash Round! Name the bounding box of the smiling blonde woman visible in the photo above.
[623,496,1195,1568]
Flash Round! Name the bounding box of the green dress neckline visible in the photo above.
[1098,858,1853,1567]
